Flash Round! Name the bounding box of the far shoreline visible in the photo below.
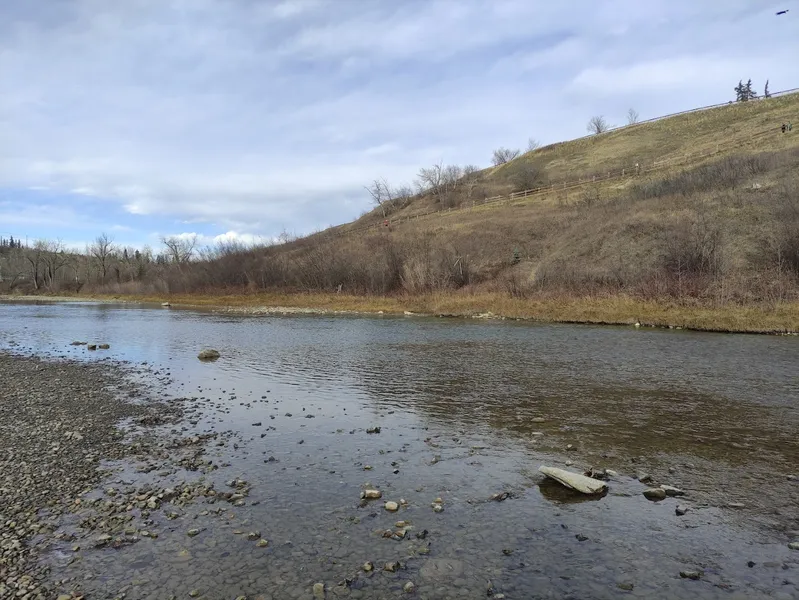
[3,291,799,336]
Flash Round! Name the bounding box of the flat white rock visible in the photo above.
[539,466,608,494]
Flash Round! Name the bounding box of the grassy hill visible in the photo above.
[257,92,799,309]
[7,92,799,332]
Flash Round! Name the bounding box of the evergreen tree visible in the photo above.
[764,79,771,98]
[734,80,745,102]
[9,236,15,248]
[745,79,757,100]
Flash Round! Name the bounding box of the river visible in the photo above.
[1,300,798,599]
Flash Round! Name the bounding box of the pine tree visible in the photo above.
[745,79,757,100]
[734,80,745,102]
[9,236,15,248]
[764,79,771,98]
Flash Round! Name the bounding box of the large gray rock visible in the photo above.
[197,349,220,361]
[538,466,608,494]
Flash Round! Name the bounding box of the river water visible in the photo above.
[1,300,798,600]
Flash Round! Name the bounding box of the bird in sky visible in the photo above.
[776,9,789,15]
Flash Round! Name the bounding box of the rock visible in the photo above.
[161,302,171,307]
[189,590,200,597]
[366,426,381,434]
[197,349,220,361]
[675,505,689,516]
[385,501,399,512]
[87,344,97,350]
[58,595,72,600]
[403,581,415,593]
[643,488,667,501]
[363,561,374,572]
[538,466,608,495]
[661,485,685,497]
[187,528,201,537]
[575,533,589,542]
[361,489,382,500]
[680,570,702,580]
[384,561,401,572]
[98,343,110,350]
[433,504,444,513]
[313,582,325,599]
[789,542,799,550]
[606,469,618,477]
[617,582,634,591]
[727,502,746,509]
[490,492,510,502]
[256,539,269,547]
[247,531,261,540]
[637,473,652,483]
[531,417,546,423]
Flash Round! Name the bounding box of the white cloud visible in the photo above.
[164,230,272,248]
[0,0,797,243]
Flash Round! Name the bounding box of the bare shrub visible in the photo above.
[491,147,521,166]
[507,162,546,193]
[626,108,639,125]
[659,211,725,298]
[631,152,777,201]
[587,115,609,134]
[768,182,799,277]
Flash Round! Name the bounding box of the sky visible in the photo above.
[1,0,797,250]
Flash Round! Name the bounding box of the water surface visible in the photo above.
[1,300,798,599]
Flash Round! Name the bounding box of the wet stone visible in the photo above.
[643,488,667,501]
[680,570,703,580]
[313,582,325,599]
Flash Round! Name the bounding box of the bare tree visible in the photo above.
[25,241,47,290]
[491,147,521,166]
[626,108,640,125]
[416,162,444,199]
[90,233,116,283]
[161,234,198,264]
[587,115,609,134]
[394,185,414,207]
[40,239,70,289]
[365,178,395,217]
[462,165,481,200]
[526,138,541,152]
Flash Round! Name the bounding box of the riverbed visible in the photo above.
[1,300,798,599]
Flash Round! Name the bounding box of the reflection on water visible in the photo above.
[1,300,799,599]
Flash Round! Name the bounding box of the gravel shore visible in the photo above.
[0,352,214,599]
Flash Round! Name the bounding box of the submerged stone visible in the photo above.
[538,466,608,494]
[197,349,220,361]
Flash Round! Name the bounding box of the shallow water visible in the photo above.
[1,300,798,599]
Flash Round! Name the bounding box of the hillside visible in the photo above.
[4,92,799,332]
[251,92,799,303]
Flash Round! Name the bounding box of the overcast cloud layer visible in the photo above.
[1,0,797,248]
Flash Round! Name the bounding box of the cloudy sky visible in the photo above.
[1,0,797,249]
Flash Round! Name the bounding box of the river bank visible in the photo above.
[2,291,799,334]
[0,352,220,600]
